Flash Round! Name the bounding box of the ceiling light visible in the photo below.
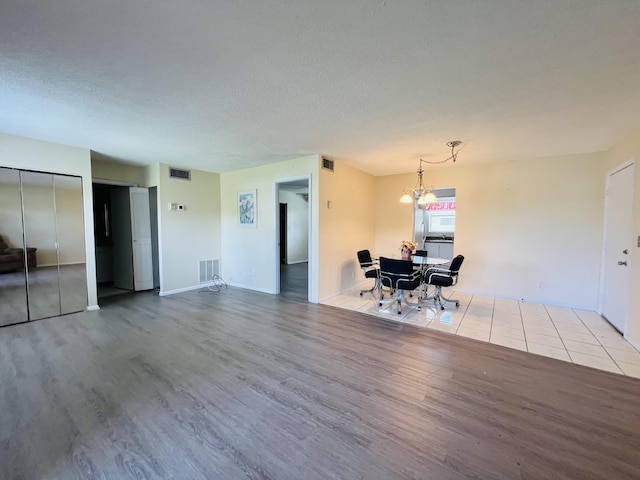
[400,141,461,204]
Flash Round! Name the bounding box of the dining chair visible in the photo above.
[423,254,464,310]
[378,257,422,314]
[357,249,380,297]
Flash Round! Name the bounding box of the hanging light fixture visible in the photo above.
[399,141,461,205]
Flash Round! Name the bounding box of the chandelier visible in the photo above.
[399,141,461,205]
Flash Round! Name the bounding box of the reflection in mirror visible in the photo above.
[21,171,61,321]
[0,167,28,326]
[55,175,87,314]
[414,187,456,260]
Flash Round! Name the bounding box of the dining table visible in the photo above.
[374,253,451,307]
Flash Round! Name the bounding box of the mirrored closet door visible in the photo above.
[0,167,87,326]
[0,168,29,326]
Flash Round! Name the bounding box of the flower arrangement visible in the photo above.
[400,240,417,252]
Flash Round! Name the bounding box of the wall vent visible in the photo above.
[322,157,334,172]
[169,167,191,180]
[199,259,220,283]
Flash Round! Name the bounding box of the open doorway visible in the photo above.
[92,181,159,300]
[414,187,456,260]
[276,177,310,301]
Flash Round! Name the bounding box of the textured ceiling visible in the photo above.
[1,1,640,176]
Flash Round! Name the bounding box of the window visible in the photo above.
[427,197,456,234]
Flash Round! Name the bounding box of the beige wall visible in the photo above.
[0,132,98,308]
[319,161,376,300]
[90,159,221,295]
[602,122,640,347]
[157,163,221,294]
[278,190,309,264]
[375,152,607,309]
[91,154,147,186]
[220,155,319,300]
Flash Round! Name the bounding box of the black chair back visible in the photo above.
[379,257,420,291]
[449,255,465,275]
[357,249,374,268]
[379,257,413,276]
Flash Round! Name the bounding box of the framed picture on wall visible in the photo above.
[238,189,257,227]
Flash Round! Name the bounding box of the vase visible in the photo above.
[401,247,412,261]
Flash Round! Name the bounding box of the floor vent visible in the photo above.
[199,259,220,283]
[322,157,334,172]
[169,167,191,180]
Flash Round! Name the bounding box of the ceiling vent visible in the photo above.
[322,157,334,172]
[169,167,191,180]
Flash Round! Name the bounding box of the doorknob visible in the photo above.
[618,261,628,266]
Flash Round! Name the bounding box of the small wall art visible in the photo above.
[238,189,257,227]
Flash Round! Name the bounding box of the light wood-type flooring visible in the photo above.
[1,278,640,478]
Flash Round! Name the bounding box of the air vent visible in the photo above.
[322,157,334,172]
[199,259,220,283]
[169,167,191,180]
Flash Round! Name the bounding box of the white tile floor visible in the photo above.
[323,286,640,378]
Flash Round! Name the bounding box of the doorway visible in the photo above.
[414,187,456,260]
[92,182,158,300]
[276,178,310,301]
[600,161,635,333]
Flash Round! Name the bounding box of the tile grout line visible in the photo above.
[573,308,627,376]
[518,300,529,353]
[488,296,496,342]
[542,303,573,362]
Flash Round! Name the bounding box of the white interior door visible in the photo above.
[130,187,153,291]
[111,187,134,290]
[601,162,635,333]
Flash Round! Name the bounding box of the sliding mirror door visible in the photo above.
[0,167,28,326]
[21,171,61,321]
[54,175,87,314]
[0,169,88,325]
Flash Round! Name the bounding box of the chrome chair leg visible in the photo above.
[360,278,380,297]
[432,286,460,310]
[379,289,422,315]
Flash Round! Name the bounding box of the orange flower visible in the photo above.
[400,240,417,251]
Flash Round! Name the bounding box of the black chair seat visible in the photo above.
[428,275,454,287]
[424,255,464,310]
[364,269,378,279]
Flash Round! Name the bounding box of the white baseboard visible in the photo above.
[38,261,85,267]
[159,284,210,296]
[86,305,100,311]
[624,335,640,352]
[225,281,274,294]
[319,281,370,303]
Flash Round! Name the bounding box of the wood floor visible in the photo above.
[1,284,640,479]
